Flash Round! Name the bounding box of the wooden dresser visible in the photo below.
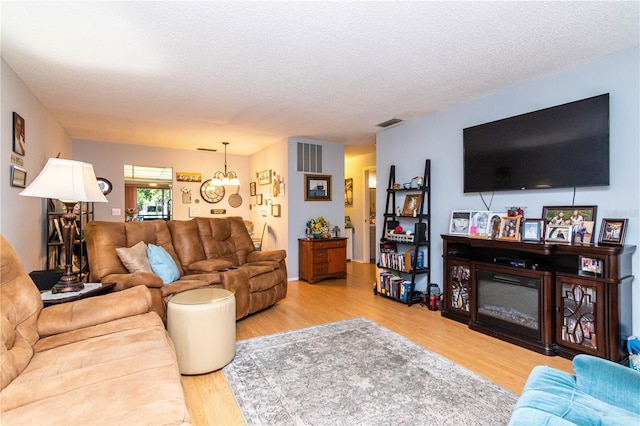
[298,238,347,283]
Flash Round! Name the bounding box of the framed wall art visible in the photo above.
[13,112,25,156]
[304,174,331,201]
[10,165,26,188]
[345,178,353,206]
[598,218,628,246]
[258,170,272,185]
[542,205,597,244]
[256,194,263,205]
[271,204,281,217]
[249,182,257,196]
[176,172,202,182]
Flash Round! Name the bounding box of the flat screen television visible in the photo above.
[463,93,610,193]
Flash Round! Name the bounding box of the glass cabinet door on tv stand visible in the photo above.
[556,274,605,358]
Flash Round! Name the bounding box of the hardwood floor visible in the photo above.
[181,261,573,425]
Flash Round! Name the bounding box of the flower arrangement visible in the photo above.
[126,208,137,222]
[307,216,330,236]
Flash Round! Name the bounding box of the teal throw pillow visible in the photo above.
[147,244,180,284]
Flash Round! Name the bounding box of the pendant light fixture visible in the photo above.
[210,142,240,187]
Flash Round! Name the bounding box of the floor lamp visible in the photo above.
[20,158,107,293]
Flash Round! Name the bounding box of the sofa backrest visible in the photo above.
[168,217,256,267]
[195,217,256,265]
[0,236,43,391]
[85,220,184,282]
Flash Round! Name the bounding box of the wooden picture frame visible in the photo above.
[249,182,257,196]
[542,205,597,244]
[258,170,272,185]
[546,225,572,243]
[13,112,25,156]
[498,216,521,241]
[10,165,27,188]
[401,194,422,217]
[522,219,544,242]
[256,194,263,205]
[449,210,471,235]
[598,218,628,246]
[271,204,281,217]
[304,174,332,201]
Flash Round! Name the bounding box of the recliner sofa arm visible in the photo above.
[573,354,640,413]
[37,286,152,337]
[102,272,164,291]
[247,249,286,263]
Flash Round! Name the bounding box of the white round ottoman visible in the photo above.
[167,288,236,375]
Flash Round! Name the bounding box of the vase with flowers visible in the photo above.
[126,208,137,222]
[307,216,330,239]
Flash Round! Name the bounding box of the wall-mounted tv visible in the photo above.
[463,94,609,193]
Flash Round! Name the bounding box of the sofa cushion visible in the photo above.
[1,313,190,424]
[148,244,180,284]
[510,362,640,426]
[116,241,153,273]
[1,236,43,391]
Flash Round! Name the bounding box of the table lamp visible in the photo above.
[20,158,107,293]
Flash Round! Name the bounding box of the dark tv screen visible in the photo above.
[463,94,610,193]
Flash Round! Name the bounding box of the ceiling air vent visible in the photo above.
[376,118,403,128]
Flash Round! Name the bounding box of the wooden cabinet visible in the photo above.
[298,238,347,283]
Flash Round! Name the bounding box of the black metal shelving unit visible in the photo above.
[374,159,431,306]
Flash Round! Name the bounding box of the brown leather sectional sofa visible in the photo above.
[85,216,287,321]
[0,236,191,424]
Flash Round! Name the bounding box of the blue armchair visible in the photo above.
[510,354,640,425]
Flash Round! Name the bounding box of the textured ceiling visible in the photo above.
[1,1,638,157]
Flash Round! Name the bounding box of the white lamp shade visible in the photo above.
[20,158,108,203]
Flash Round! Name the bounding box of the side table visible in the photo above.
[41,283,116,307]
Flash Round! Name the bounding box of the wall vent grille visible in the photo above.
[297,142,323,173]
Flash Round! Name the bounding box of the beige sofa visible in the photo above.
[0,236,190,425]
[85,216,287,321]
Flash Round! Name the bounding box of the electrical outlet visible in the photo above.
[112,208,121,216]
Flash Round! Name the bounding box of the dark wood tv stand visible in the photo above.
[441,235,635,362]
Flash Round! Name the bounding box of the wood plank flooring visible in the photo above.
[181,261,573,425]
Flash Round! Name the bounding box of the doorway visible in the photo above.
[124,165,173,221]
[364,168,376,263]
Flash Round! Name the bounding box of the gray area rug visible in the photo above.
[223,317,517,425]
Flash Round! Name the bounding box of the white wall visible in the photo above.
[72,140,250,221]
[287,137,345,279]
[248,138,289,254]
[1,59,72,271]
[345,152,376,262]
[377,47,640,333]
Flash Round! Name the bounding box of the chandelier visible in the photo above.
[210,142,240,187]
